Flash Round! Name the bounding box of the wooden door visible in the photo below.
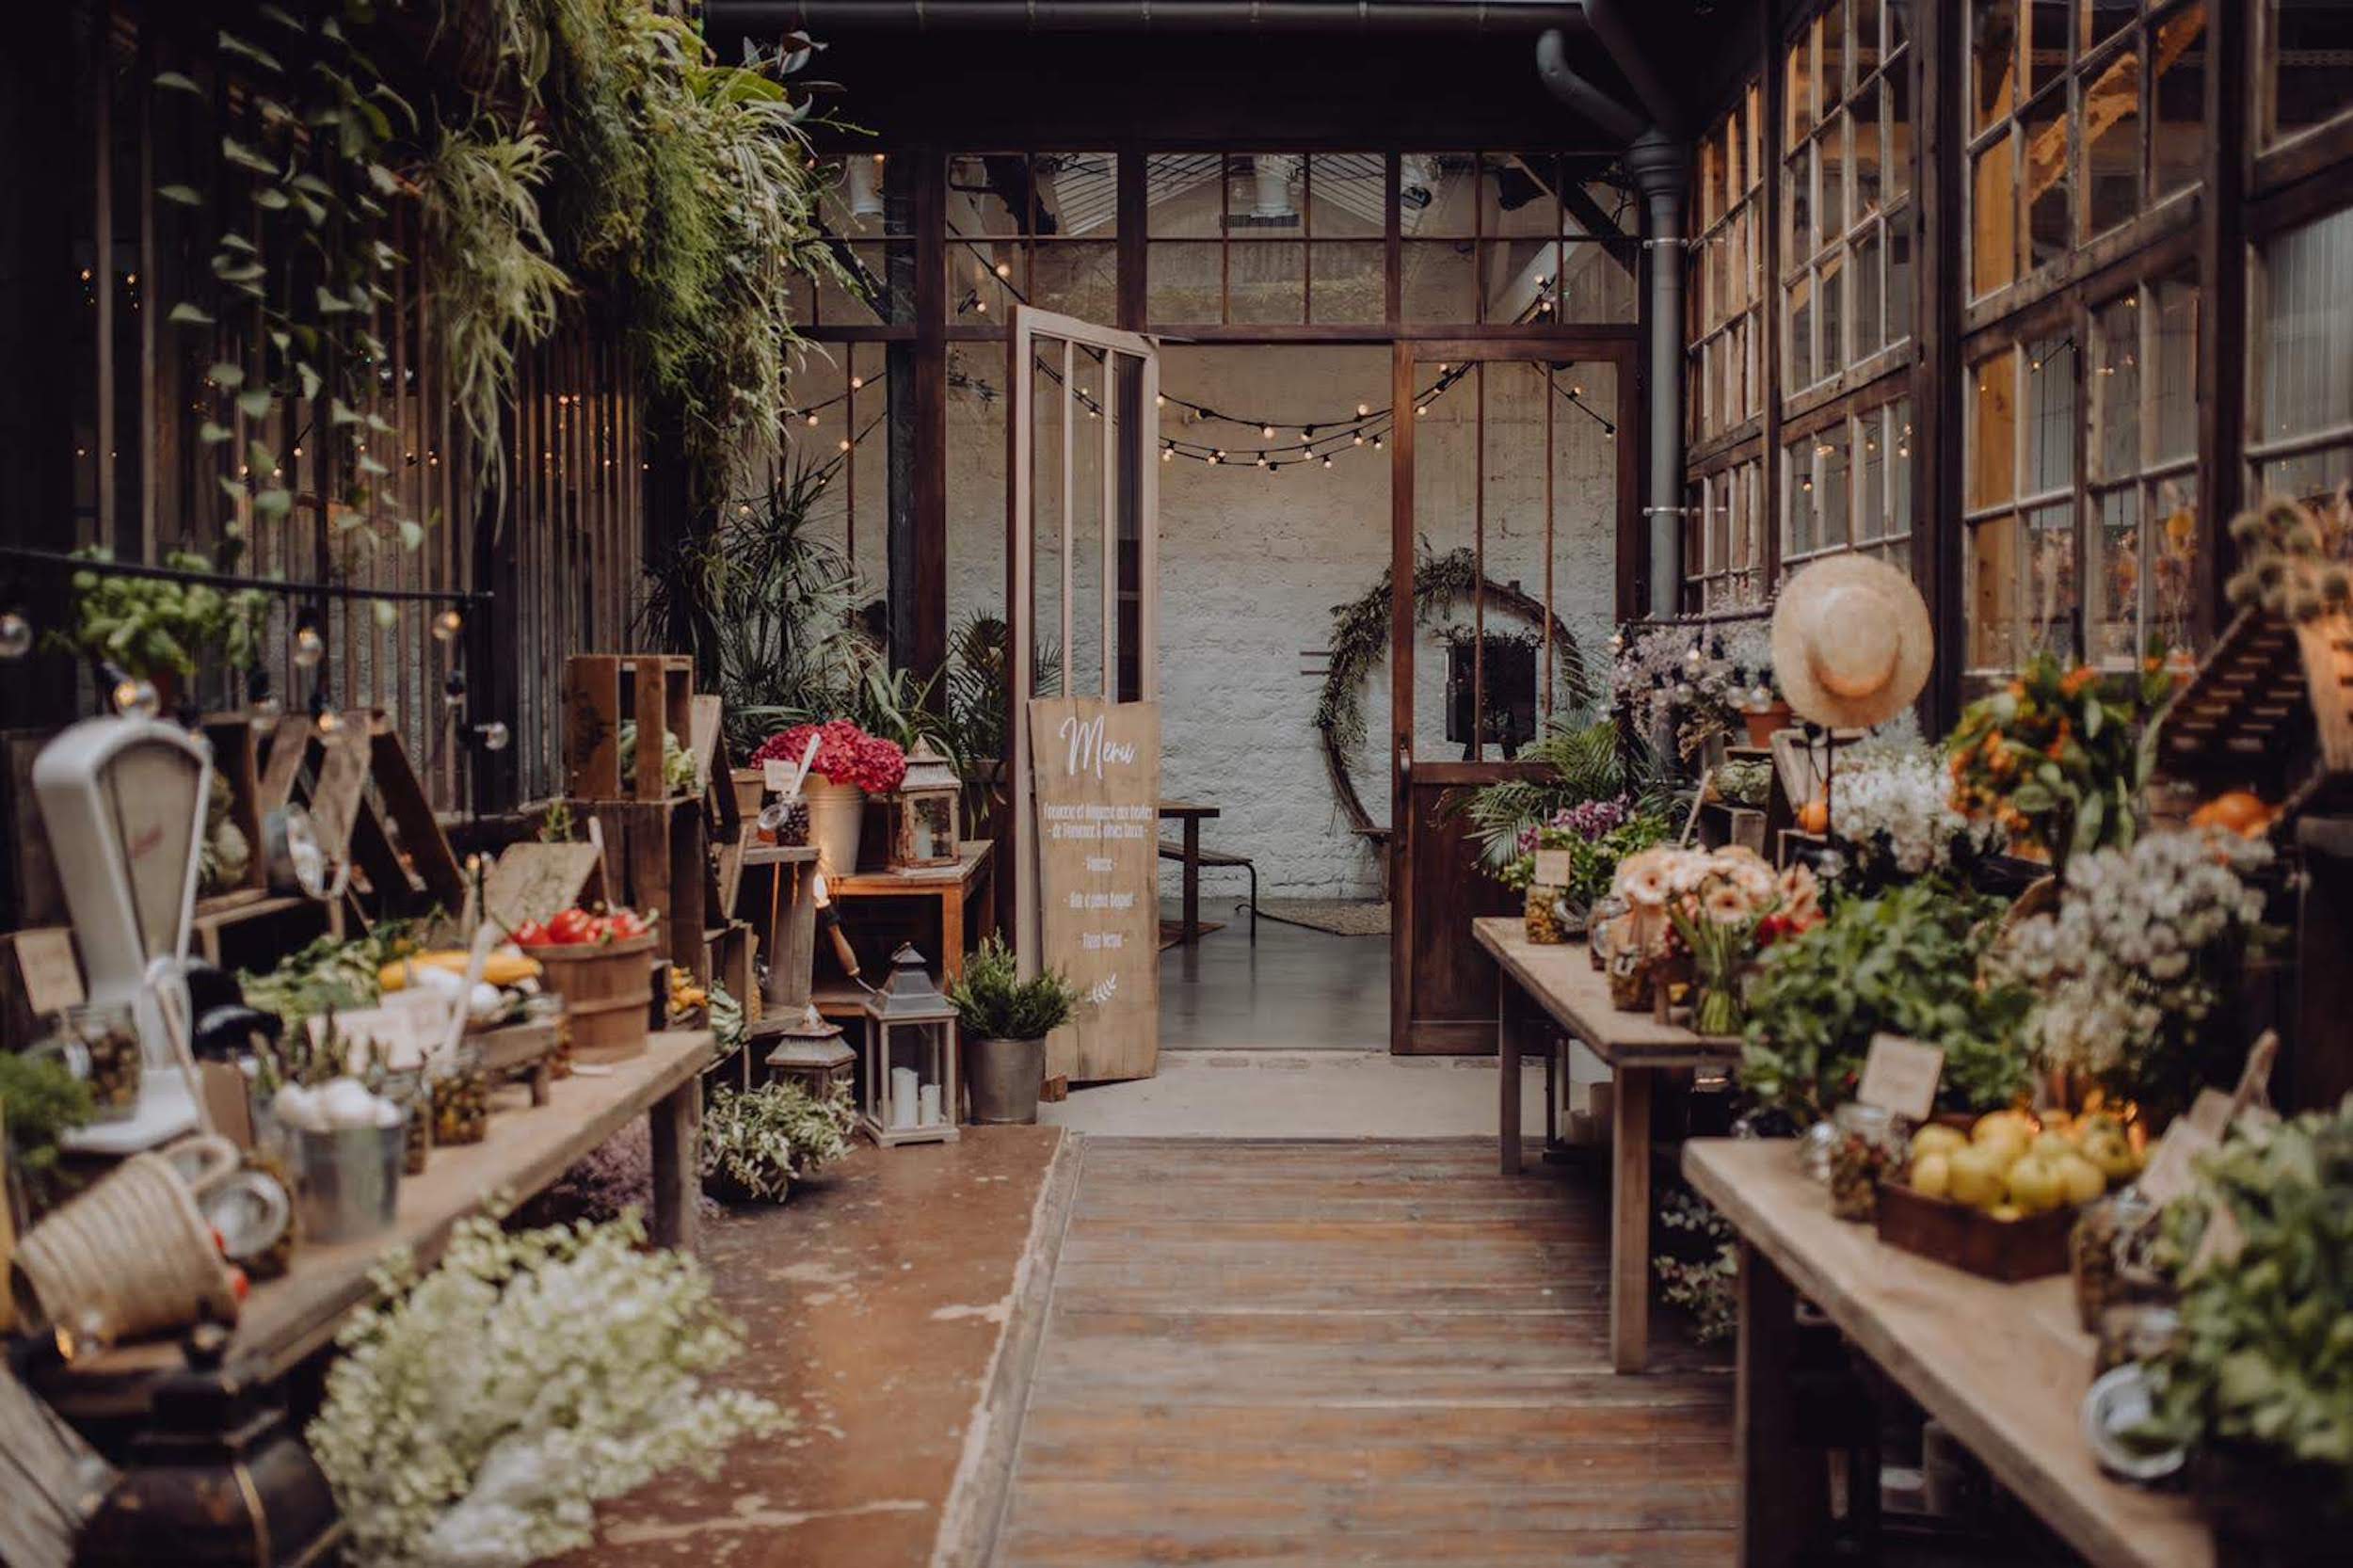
[1007,307,1161,1080]
[1388,338,1640,1054]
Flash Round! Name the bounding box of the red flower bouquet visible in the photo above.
[753,719,907,794]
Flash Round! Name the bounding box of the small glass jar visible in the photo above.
[1828,1103,1905,1221]
[1588,894,1628,969]
[381,1067,431,1175]
[1524,883,1573,944]
[2072,1186,2164,1333]
[429,1050,489,1145]
[40,1002,144,1122]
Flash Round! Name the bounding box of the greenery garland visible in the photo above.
[1313,545,1593,832]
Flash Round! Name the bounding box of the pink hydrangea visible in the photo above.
[753,719,907,793]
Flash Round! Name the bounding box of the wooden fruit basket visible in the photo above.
[524,934,658,1064]
[1874,1181,2074,1282]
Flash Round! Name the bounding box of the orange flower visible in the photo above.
[2059,665,2098,697]
[2007,680,2026,700]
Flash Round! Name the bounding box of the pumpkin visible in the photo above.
[2188,789,2275,839]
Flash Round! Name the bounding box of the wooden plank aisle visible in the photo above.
[995,1140,1736,1567]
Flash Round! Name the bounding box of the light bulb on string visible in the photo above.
[807,411,821,425]
[110,668,159,720]
[474,720,511,752]
[995,261,1011,278]
[311,689,343,735]
[247,669,282,730]
[442,669,468,712]
[1161,446,1174,462]
[1684,639,1705,670]
[0,609,30,661]
[1353,433,1365,446]
[849,375,864,392]
[1261,424,1275,440]
[1370,435,1383,450]
[1208,451,1222,465]
[432,607,464,643]
[1321,456,1334,469]
[1356,404,1370,418]
[1154,393,1165,408]
[293,612,325,669]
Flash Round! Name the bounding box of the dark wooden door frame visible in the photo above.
[1387,332,1641,1055]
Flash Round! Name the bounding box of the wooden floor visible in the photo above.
[994,1139,1737,1566]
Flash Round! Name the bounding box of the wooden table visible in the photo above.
[827,840,995,982]
[42,1031,713,1416]
[1473,917,1742,1374]
[1685,1139,2213,1568]
[1159,798,1221,942]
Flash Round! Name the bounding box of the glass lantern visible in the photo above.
[762,1002,856,1104]
[888,741,961,871]
[857,944,960,1146]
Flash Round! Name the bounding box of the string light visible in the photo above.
[1260,424,1275,440]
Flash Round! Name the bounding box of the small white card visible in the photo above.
[1856,1032,1945,1123]
[1531,848,1573,887]
[761,758,792,792]
[14,930,85,1016]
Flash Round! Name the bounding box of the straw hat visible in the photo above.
[1770,555,1933,728]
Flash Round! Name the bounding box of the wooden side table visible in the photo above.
[826,840,997,984]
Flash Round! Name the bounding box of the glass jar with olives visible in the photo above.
[41,1002,144,1122]
[1829,1103,1905,1221]
[429,1051,489,1145]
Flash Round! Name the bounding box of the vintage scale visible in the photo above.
[32,715,213,1152]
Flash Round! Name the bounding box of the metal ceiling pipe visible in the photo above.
[1625,128,1690,620]
[1578,0,1682,137]
[1532,26,1641,144]
[716,1,1588,34]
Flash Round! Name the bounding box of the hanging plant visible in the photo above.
[158,3,419,558]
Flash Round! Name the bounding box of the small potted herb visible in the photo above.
[946,936,1081,1125]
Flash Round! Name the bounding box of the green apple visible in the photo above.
[1911,1124,1968,1161]
[2081,1129,2140,1182]
[2031,1130,2081,1161]
[1946,1144,2008,1210]
[2005,1154,2067,1214]
[1911,1152,1952,1200]
[2056,1152,2106,1208]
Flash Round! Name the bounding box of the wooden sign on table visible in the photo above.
[1029,697,1160,1083]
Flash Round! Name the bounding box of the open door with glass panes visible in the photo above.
[1007,306,1162,1082]
[1387,337,1640,1054]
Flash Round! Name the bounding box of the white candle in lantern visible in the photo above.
[918,1082,942,1126]
[890,1066,920,1128]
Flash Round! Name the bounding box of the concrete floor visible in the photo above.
[1159,900,1387,1052]
[1043,1048,1550,1139]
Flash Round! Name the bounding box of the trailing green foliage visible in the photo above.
[1739,882,2032,1124]
[2145,1099,2353,1509]
[699,1079,856,1204]
[0,1050,98,1217]
[57,548,273,683]
[948,935,1082,1042]
[420,121,569,500]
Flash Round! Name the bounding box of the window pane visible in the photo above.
[2024,89,2071,271]
[2024,334,2076,495]
[2151,5,2206,199]
[1786,438,1817,556]
[1147,242,1223,322]
[1968,348,2018,511]
[1853,82,1884,215]
[1482,153,1561,237]
[2080,0,2132,53]
[1967,515,2023,668]
[1401,240,1477,323]
[1227,242,1305,323]
[1891,397,1914,528]
[1226,153,1303,238]
[2082,40,2142,237]
[1307,153,1385,239]
[1032,241,1117,320]
[1887,223,1914,342]
[1310,243,1385,323]
[1854,227,1884,359]
[2090,294,2140,480]
[2151,475,2198,653]
[1820,423,1852,549]
[2258,206,2353,448]
[1788,30,1817,143]
[1819,252,1847,375]
[1973,132,2019,296]
[952,152,1030,236]
[1887,55,1913,201]
[2268,0,2353,146]
[1558,241,1640,323]
[2028,0,2070,98]
[1144,152,1224,241]
[1784,155,1813,266]
[1038,152,1117,235]
[1975,0,2020,132]
[2089,485,2140,663]
[2152,276,2198,462]
[1820,116,1848,240]
[2026,500,2079,658]
[1789,271,1816,390]
[1858,409,1888,540]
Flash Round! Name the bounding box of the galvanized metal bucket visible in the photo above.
[965,1036,1044,1125]
[290,1118,406,1243]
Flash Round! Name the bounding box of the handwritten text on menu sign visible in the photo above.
[1029,697,1160,1080]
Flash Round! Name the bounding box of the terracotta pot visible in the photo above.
[1741,701,1793,747]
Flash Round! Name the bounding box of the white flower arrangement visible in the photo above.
[1609,616,1776,758]
[1828,734,2005,880]
[1991,828,2271,1097]
[309,1212,784,1568]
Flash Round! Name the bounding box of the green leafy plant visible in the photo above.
[1945,648,2173,869]
[699,1079,856,1204]
[1655,1190,1737,1346]
[420,121,570,501]
[0,1049,98,1218]
[1455,717,1679,874]
[57,549,273,684]
[947,935,1082,1042]
[1739,881,2033,1125]
[2144,1099,2353,1514]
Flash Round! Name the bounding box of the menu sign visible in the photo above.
[1029,697,1160,1081]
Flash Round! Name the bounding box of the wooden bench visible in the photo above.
[1155,839,1257,940]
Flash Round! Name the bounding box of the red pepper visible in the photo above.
[548,907,596,945]
[513,920,549,947]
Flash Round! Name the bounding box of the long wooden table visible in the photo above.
[42,1030,712,1415]
[1473,916,1741,1373]
[1685,1139,2213,1568]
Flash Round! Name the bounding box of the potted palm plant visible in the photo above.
[946,936,1081,1125]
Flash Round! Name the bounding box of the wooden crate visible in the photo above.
[1873,1182,2073,1282]
[564,654,695,802]
[707,918,758,1025]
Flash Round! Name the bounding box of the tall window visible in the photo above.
[1964,339,2077,671]
[949,152,1119,324]
[2261,0,2353,151]
[1966,1,2207,300]
[1782,396,1913,576]
[2087,274,2198,661]
[2249,205,2353,504]
[1683,458,1766,612]
[1782,0,1913,396]
[1689,84,1764,443]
